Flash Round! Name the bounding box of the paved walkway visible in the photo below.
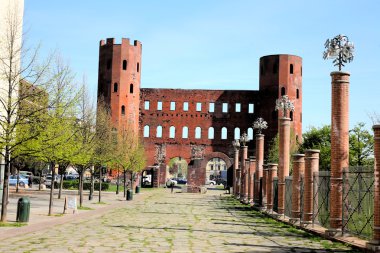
[0,187,359,252]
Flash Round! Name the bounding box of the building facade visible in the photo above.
[97,38,302,186]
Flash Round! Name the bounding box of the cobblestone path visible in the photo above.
[0,188,358,252]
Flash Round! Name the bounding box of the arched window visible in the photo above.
[273,63,278,74]
[169,126,175,138]
[281,87,286,96]
[143,125,150,137]
[221,127,227,140]
[130,83,133,94]
[137,62,140,72]
[123,60,127,70]
[195,127,201,139]
[247,127,253,140]
[234,127,240,140]
[290,111,293,121]
[290,64,294,74]
[182,127,188,139]
[296,89,299,99]
[208,127,214,139]
[113,82,118,92]
[156,126,162,138]
[121,105,125,115]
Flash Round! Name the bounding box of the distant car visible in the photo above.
[173,177,187,184]
[206,179,216,185]
[9,175,28,187]
[216,178,227,186]
[166,178,177,187]
[65,174,79,180]
[19,171,33,179]
[45,174,61,188]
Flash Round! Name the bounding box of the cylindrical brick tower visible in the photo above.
[258,55,302,151]
[329,71,349,233]
[97,38,142,134]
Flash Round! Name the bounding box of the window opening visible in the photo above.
[248,104,254,113]
[182,127,188,138]
[221,127,227,139]
[113,83,118,92]
[183,102,189,111]
[169,126,175,138]
[121,105,125,115]
[143,125,150,137]
[130,83,133,93]
[157,101,162,111]
[222,103,228,113]
[123,60,127,70]
[170,102,175,111]
[196,102,202,112]
[235,103,241,112]
[195,127,201,139]
[290,64,294,74]
[209,102,215,112]
[156,126,162,138]
[208,127,214,139]
[234,128,240,140]
[144,101,150,110]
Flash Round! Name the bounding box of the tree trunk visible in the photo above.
[116,170,120,195]
[39,173,42,190]
[79,169,84,207]
[98,167,102,203]
[48,161,55,216]
[16,167,20,193]
[58,165,65,199]
[123,170,127,197]
[1,148,11,222]
[89,169,94,200]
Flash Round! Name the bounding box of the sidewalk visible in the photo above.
[0,186,151,240]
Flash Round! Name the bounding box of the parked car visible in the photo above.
[9,175,28,187]
[65,174,79,180]
[173,177,187,184]
[45,174,61,188]
[206,179,216,185]
[19,171,33,179]
[166,178,177,187]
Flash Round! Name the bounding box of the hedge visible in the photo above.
[55,180,110,191]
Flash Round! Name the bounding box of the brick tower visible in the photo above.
[258,55,302,149]
[97,38,142,134]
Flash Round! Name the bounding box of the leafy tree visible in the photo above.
[349,122,374,166]
[299,125,331,170]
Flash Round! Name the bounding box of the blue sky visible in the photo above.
[24,0,380,132]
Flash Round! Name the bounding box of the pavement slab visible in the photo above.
[0,187,361,252]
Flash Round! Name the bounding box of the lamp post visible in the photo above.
[253,118,267,206]
[275,95,294,215]
[239,132,249,201]
[323,34,353,235]
[232,139,240,196]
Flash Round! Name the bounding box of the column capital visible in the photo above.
[373,125,380,131]
[330,71,350,76]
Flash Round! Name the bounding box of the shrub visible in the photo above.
[60,180,109,191]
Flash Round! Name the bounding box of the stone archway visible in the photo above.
[200,152,232,169]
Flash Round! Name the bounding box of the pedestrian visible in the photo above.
[28,176,32,188]
[170,180,174,193]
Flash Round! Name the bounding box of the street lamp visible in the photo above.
[239,132,249,146]
[275,95,295,118]
[323,34,354,71]
[253,118,268,134]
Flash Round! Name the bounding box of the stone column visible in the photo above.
[367,125,380,250]
[291,154,305,222]
[329,71,350,233]
[278,117,291,215]
[240,145,248,200]
[254,134,264,205]
[302,150,320,225]
[262,165,268,208]
[266,163,278,211]
[233,147,239,196]
[248,156,256,204]
[243,159,250,203]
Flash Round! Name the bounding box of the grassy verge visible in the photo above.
[0,222,27,227]
[77,206,94,211]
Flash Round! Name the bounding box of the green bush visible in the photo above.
[60,180,109,191]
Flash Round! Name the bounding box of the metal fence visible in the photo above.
[285,176,292,217]
[342,166,374,239]
[273,177,278,212]
[312,171,331,228]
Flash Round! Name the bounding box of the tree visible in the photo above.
[0,3,57,221]
[299,125,331,170]
[349,122,374,166]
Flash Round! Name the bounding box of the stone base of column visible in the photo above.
[366,240,380,252]
[241,196,249,204]
[289,218,301,225]
[325,228,343,237]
